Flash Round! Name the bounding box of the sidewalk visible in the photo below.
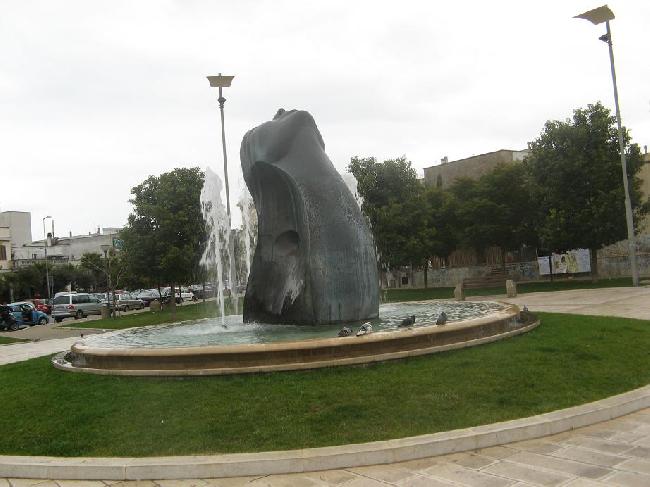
[475,285,650,320]
[0,337,82,366]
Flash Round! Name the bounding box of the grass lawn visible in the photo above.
[0,336,28,345]
[1,312,648,457]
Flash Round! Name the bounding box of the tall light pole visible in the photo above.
[575,5,639,287]
[207,73,237,301]
[207,73,235,217]
[100,244,113,318]
[42,216,52,300]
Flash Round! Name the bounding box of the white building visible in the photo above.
[0,211,122,269]
[0,211,32,272]
[12,228,122,268]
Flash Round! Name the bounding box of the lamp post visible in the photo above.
[42,216,52,300]
[207,73,237,300]
[100,244,112,318]
[206,73,235,217]
[575,5,639,287]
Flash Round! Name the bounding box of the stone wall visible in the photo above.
[384,244,649,289]
[423,149,528,189]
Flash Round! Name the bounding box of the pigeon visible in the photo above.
[436,312,448,326]
[399,315,416,328]
[338,327,353,337]
[356,322,373,336]
[519,305,533,323]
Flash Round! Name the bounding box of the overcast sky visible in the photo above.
[2,0,649,240]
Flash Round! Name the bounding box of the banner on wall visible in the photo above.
[537,249,591,275]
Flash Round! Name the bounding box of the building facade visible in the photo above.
[0,211,121,269]
[423,149,530,189]
[0,211,33,272]
[12,228,122,268]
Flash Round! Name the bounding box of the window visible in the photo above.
[0,245,6,260]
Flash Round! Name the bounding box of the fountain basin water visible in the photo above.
[53,301,538,376]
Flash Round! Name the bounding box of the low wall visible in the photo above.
[389,252,647,289]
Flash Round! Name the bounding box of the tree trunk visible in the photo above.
[590,248,599,283]
[170,282,177,320]
[423,260,428,289]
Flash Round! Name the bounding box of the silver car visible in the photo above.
[52,293,103,322]
[112,293,145,312]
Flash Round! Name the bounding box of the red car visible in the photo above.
[31,299,52,315]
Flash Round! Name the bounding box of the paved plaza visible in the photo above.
[491,286,650,321]
[1,287,649,485]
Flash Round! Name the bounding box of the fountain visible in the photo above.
[240,108,378,324]
[53,109,538,376]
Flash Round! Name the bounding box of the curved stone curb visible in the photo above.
[1,384,648,480]
[53,307,534,376]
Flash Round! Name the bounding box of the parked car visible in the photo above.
[111,293,145,312]
[137,290,162,307]
[8,302,49,326]
[161,287,194,304]
[190,285,215,300]
[30,298,52,315]
[0,305,24,331]
[52,293,103,322]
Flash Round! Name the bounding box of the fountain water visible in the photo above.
[200,167,231,327]
[237,185,257,283]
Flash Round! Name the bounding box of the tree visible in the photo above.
[347,156,456,287]
[450,163,538,264]
[348,156,421,230]
[423,186,459,265]
[80,253,107,290]
[525,102,647,275]
[121,167,206,315]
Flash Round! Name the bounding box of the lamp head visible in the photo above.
[574,5,615,25]
[207,74,235,88]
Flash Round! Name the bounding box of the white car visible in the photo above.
[161,287,195,303]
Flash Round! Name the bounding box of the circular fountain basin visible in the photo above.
[53,301,538,376]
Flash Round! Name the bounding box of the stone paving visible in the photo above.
[476,286,650,321]
[0,337,81,366]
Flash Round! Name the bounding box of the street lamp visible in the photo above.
[206,73,235,217]
[42,216,52,300]
[100,244,113,318]
[574,5,639,287]
[207,73,237,299]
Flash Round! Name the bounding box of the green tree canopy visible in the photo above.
[348,156,423,266]
[450,163,538,255]
[525,102,646,259]
[120,167,206,294]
